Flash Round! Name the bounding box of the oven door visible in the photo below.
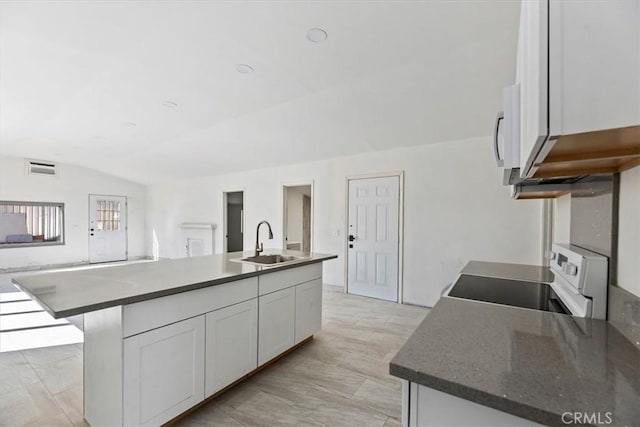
[547,287,572,315]
[549,281,592,318]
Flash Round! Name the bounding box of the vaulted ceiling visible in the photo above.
[0,1,521,184]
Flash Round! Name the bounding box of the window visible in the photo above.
[0,201,64,247]
[95,200,121,231]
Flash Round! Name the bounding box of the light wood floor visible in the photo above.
[0,287,428,427]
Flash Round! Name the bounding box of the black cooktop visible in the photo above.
[447,274,569,314]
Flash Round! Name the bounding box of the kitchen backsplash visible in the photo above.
[569,174,617,284]
[608,285,640,349]
[567,173,640,348]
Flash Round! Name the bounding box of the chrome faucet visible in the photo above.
[255,220,274,257]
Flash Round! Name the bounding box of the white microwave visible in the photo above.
[494,84,521,184]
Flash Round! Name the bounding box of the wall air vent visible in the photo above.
[26,159,58,176]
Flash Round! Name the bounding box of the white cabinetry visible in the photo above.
[205,299,258,397]
[515,0,639,178]
[83,262,325,426]
[122,278,257,338]
[259,263,322,295]
[403,381,543,427]
[517,0,548,175]
[258,286,296,365]
[257,263,322,366]
[295,278,322,344]
[123,316,205,427]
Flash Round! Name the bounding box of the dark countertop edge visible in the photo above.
[10,283,60,319]
[13,255,337,319]
[388,363,571,427]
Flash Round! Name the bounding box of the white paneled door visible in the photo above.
[347,176,400,302]
[89,194,127,263]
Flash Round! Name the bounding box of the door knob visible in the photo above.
[348,235,356,242]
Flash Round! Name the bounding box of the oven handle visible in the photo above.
[548,288,574,316]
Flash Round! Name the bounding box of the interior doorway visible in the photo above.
[223,191,244,253]
[283,184,312,252]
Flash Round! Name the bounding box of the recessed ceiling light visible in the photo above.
[124,122,137,127]
[236,64,254,74]
[162,101,178,108]
[307,28,327,43]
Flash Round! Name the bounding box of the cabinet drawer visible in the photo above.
[123,277,257,337]
[258,263,322,296]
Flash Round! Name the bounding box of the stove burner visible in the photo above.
[448,275,570,315]
[446,244,608,319]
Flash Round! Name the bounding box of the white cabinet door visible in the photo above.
[258,287,295,366]
[517,0,549,177]
[123,316,205,427]
[516,1,639,179]
[295,279,322,344]
[550,0,640,136]
[205,299,258,397]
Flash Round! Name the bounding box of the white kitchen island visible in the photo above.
[13,251,336,427]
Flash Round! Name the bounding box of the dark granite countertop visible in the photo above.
[390,261,640,427]
[12,250,337,318]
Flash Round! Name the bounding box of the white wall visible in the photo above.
[617,166,640,296]
[552,194,571,244]
[147,136,542,307]
[0,155,147,269]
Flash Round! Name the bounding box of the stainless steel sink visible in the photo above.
[232,254,305,266]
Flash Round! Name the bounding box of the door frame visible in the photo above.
[88,193,128,263]
[344,171,405,303]
[222,188,245,253]
[281,180,314,253]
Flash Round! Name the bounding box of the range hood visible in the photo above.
[513,175,614,200]
[510,125,639,199]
